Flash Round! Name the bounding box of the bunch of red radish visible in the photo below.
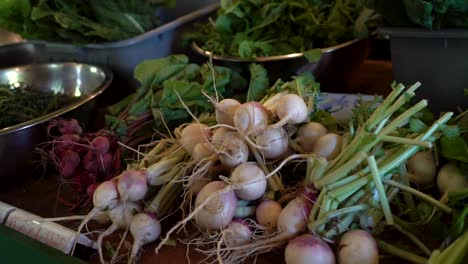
[46,119,123,207]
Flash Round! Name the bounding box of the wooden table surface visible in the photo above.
[0,59,395,264]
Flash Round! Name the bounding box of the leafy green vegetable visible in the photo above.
[105,55,247,147]
[367,0,468,29]
[246,63,269,102]
[0,0,172,43]
[185,0,380,58]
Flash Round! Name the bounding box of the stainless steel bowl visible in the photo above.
[0,63,113,181]
[191,38,369,85]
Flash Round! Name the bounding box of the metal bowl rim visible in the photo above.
[191,38,366,62]
[0,62,113,136]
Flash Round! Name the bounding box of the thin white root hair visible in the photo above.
[98,224,119,264]
[155,185,235,253]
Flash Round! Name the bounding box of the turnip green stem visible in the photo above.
[392,223,432,257]
[368,156,394,225]
[430,230,468,264]
[378,240,428,264]
[309,204,368,232]
[308,188,325,225]
[398,165,418,221]
[235,206,256,218]
[365,83,405,131]
[382,135,432,148]
[383,179,452,214]
[315,151,367,188]
[306,156,328,184]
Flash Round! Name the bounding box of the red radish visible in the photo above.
[60,150,80,177]
[285,234,335,264]
[99,152,114,173]
[256,200,282,229]
[180,123,212,155]
[338,229,378,264]
[129,212,161,263]
[58,133,81,145]
[313,133,343,161]
[56,119,83,135]
[195,181,238,231]
[271,94,308,129]
[216,98,241,126]
[233,102,269,135]
[224,219,253,247]
[437,162,468,193]
[254,126,289,159]
[83,151,98,173]
[296,122,328,152]
[91,136,110,154]
[117,170,148,202]
[230,163,267,201]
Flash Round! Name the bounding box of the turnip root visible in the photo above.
[129,212,161,264]
[271,94,308,129]
[216,132,249,168]
[296,122,328,153]
[256,200,282,229]
[215,98,241,126]
[406,150,437,185]
[192,143,216,162]
[254,126,289,159]
[277,195,314,235]
[195,181,238,231]
[313,133,343,161]
[98,202,141,264]
[117,170,148,202]
[285,234,335,264]
[180,123,212,155]
[437,162,468,194]
[223,219,253,247]
[233,102,269,135]
[230,163,267,201]
[338,229,378,264]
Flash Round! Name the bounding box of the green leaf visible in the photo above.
[441,125,461,138]
[246,63,269,102]
[440,135,468,163]
[310,109,338,132]
[303,48,323,63]
[409,118,427,133]
[134,55,188,88]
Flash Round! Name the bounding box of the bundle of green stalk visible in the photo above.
[148,81,468,264]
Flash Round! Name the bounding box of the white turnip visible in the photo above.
[230,163,267,201]
[129,212,161,264]
[437,162,468,194]
[215,98,241,126]
[338,229,378,264]
[233,102,269,135]
[117,170,148,202]
[254,126,289,159]
[285,233,335,264]
[179,123,212,155]
[256,200,282,229]
[406,150,437,185]
[296,122,328,152]
[195,181,238,231]
[313,133,343,161]
[271,94,308,129]
[223,219,253,247]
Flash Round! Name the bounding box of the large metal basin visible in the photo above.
[0,63,113,181]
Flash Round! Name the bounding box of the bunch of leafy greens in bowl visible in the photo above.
[367,0,468,30]
[184,0,381,59]
[0,0,174,44]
